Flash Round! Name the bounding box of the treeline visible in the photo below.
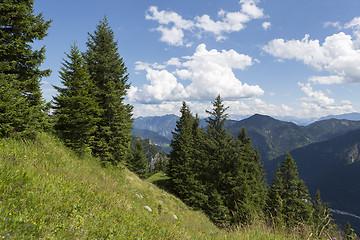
[167,96,337,237]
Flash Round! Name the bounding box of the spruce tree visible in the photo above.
[84,17,133,164]
[168,102,198,206]
[203,95,234,225]
[52,43,98,154]
[0,0,51,138]
[266,154,312,227]
[227,128,267,224]
[128,138,147,177]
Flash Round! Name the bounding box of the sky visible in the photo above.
[33,0,360,120]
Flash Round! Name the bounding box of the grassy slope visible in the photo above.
[0,133,333,239]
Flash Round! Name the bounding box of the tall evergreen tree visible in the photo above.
[84,17,133,164]
[168,102,203,207]
[227,128,267,224]
[203,95,234,225]
[266,154,312,227]
[127,138,147,177]
[0,0,51,138]
[52,43,98,154]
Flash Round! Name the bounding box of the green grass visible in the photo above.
[0,133,342,239]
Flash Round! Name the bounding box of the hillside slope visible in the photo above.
[226,114,360,161]
[0,133,307,239]
[265,129,360,230]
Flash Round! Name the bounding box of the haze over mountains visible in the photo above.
[132,112,360,230]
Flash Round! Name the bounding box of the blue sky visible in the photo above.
[34,0,360,119]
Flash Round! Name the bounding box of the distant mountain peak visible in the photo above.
[319,112,360,121]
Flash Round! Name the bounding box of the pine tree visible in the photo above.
[0,0,51,138]
[84,17,133,164]
[266,154,312,227]
[128,138,147,177]
[52,42,98,154]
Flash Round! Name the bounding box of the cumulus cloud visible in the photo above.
[298,82,334,105]
[344,16,360,48]
[128,69,187,104]
[146,1,266,46]
[308,75,344,85]
[262,21,271,30]
[180,44,264,100]
[263,31,360,84]
[130,44,264,104]
[296,82,355,117]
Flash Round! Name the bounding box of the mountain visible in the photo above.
[131,128,170,146]
[135,114,360,161]
[264,129,360,230]
[133,114,179,140]
[225,114,360,161]
[319,112,360,121]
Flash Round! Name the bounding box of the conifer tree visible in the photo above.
[227,128,267,224]
[168,102,198,205]
[128,139,147,177]
[0,0,51,138]
[203,95,234,224]
[53,43,98,154]
[84,17,133,164]
[266,154,312,227]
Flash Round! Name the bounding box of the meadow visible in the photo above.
[0,133,342,239]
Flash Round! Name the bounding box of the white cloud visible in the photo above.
[128,69,187,103]
[135,61,166,71]
[145,6,195,30]
[155,26,185,46]
[299,82,334,106]
[323,21,341,29]
[240,0,264,19]
[309,75,344,85]
[166,57,182,67]
[344,17,360,29]
[146,6,195,47]
[296,82,355,118]
[146,1,266,45]
[262,21,271,30]
[344,16,360,48]
[130,44,264,104]
[263,32,360,83]
[181,44,263,100]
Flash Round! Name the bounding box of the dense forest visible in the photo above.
[0,1,358,239]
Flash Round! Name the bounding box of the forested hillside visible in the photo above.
[0,0,358,239]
